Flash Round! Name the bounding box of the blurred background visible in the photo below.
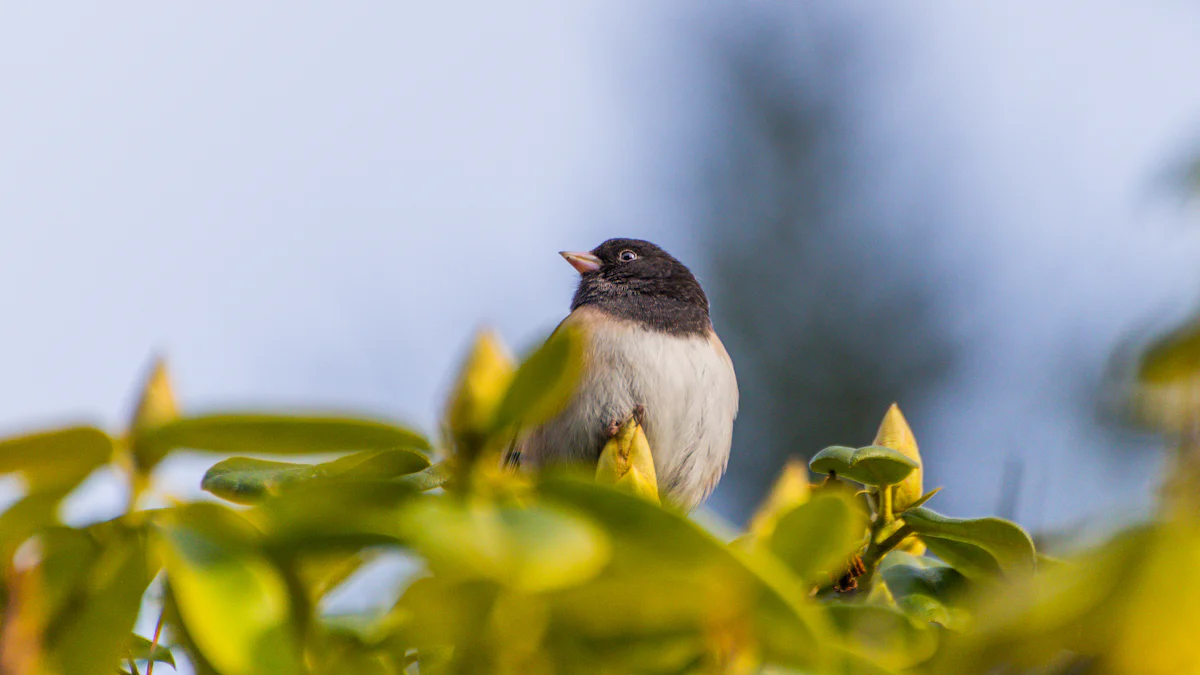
[3,2,1200,537]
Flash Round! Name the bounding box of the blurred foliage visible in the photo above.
[2,329,1199,674]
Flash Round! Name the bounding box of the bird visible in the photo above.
[509,238,739,511]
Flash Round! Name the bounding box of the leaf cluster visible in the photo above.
[1,335,1197,674]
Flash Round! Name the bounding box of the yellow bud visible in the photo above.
[129,356,180,436]
[873,403,923,511]
[445,329,517,443]
[746,459,811,541]
[596,417,659,502]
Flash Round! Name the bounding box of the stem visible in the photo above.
[880,486,894,524]
[857,523,914,592]
[127,657,141,675]
[146,610,165,675]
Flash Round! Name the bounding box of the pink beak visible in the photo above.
[560,251,602,274]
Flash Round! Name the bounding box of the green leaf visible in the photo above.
[809,445,918,487]
[879,552,970,630]
[394,460,452,492]
[155,503,300,675]
[201,449,430,504]
[490,325,584,432]
[538,479,832,671]
[826,603,939,671]
[43,524,153,675]
[0,490,69,568]
[249,479,417,552]
[767,493,867,585]
[902,487,942,512]
[135,413,429,467]
[901,507,1036,578]
[397,497,610,593]
[0,426,113,490]
[295,550,377,605]
[37,526,100,621]
[128,634,176,669]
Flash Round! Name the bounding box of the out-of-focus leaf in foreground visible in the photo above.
[939,520,1200,675]
[155,503,300,675]
[201,448,430,504]
[767,492,867,587]
[398,497,611,593]
[491,324,585,433]
[0,426,113,492]
[136,414,429,467]
[745,458,811,542]
[539,479,833,672]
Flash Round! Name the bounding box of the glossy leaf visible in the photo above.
[155,503,300,675]
[201,448,429,504]
[901,507,1035,578]
[879,552,970,630]
[490,325,584,432]
[394,460,452,492]
[809,445,918,487]
[0,426,113,491]
[767,493,867,585]
[136,413,429,466]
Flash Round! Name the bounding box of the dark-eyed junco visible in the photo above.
[510,238,738,511]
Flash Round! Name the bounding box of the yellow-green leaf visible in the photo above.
[0,426,113,491]
[127,634,176,669]
[201,448,430,505]
[872,404,924,511]
[490,325,584,433]
[595,417,659,502]
[746,458,812,542]
[128,357,180,437]
[767,492,868,586]
[397,497,611,593]
[135,414,429,467]
[539,479,833,671]
[155,503,299,675]
[394,460,452,492]
[43,525,152,675]
[445,329,517,444]
[249,480,417,553]
[826,603,938,671]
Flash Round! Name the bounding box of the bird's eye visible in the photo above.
[618,250,638,262]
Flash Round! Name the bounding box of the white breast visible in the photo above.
[519,308,739,510]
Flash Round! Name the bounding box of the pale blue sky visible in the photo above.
[3,2,1200,532]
